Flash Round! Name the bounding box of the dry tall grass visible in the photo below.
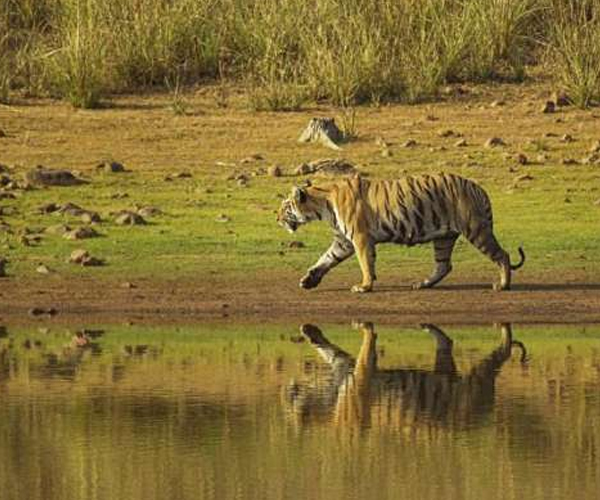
[1,0,600,108]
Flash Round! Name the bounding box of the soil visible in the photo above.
[1,274,599,326]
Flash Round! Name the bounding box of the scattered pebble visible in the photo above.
[165,172,192,181]
[28,307,57,317]
[136,206,162,218]
[485,137,506,148]
[454,138,467,147]
[562,158,579,165]
[36,264,52,274]
[287,241,305,249]
[69,249,103,266]
[268,165,282,177]
[240,154,264,164]
[121,281,136,289]
[437,129,458,138]
[541,101,556,114]
[63,227,98,240]
[115,211,146,226]
[491,100,505,107]
[215,214,230,223]
[552,90,571,106]
[589,140,600,153]
[514,174,534,182]
[96,160,126,173]
[45,224,71,235]
[26,166,87,186]
[81,211,101,224]
[560,134,574,143]
[516,153,529,165]
[401,139,417,148]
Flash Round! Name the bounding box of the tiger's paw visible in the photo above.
[351,284,372,293]
[299,271,322,290]
[493,283,510,292]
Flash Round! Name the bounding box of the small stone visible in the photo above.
[543,132,559,138]
[536,154,548,164]
[115,211,146,225]
[45,224,71,235]
[542,101,556,114]
[401,139,417,148]
[215,214,230,223]
[562,158,579,165]
[560,134,574,143]
[68,249,103,266]
[514,174,534,182]
[380,147,393,157]
[268,165,282,177]
[240,154,264,164]
[375,136,390,148]
[288,241,305,249]
[491,100,505,107]
[63,227,98,240]
[136,206,162,218]
[454,138,467,147]
[581,154,600,165]
[81,211,101,224]
[551,90,571,106]
[36,264,52,274]
[38,203,61,214]
[437,129,457,138]
[237,178,248,187]
[516,153,528,165]
[485,137,506,148]
[96,161,126,173]
[425,114,438,121]
[564,197,572,203]
[121,281,136,289]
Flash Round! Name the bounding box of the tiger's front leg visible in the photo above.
[351,235,376,293]
[300,236,355,290]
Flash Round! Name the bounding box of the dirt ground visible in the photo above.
[2,273,600,326]
[2,82,600,326]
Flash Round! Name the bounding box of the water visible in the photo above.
[1,322,599,500]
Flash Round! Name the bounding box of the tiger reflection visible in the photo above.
[286,323,527,430]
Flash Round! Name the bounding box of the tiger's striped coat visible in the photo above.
[277,173,525,292]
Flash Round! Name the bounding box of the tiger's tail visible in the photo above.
[510,247,526,271]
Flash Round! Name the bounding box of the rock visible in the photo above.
[115,211,146,225]
[36,264,52,274]
[552,90,571,106]
[120,281,136,289]
[237,178,248,187]
[298,118,344,150]
[401,139,417,148]
[136,206,162,218]
[425,114,438,121]
[543,132,559,138]
[437,129,458,138]
[560,134,574,143]
[516,153,529,165]
[491,100,505,107]
[454,138,467,147]
[38,202,61,214]
[45,224,71,235]
[69,249,103,266]
[81,211,101,224]
[581,154,600,165]
[165,172,192,181]
[96,160,126,173]
[485,137,506,148]
[240,153,265,163]
[63,227,98,240]
[25,166,87,186]
[536,154,548,164]
[215,214,230,223]
[562,158,579,165]
[57,202,85,216]
[268,165,282,177]
[375,136,390,148]
[542,101,555,114]
[380,147,392,157]
[288,241,305,249]
[0,258,6,277]
[514,174,533,182]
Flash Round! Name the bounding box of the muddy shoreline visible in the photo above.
[2,276,599,326]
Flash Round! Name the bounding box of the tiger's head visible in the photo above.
[277,185,325,233]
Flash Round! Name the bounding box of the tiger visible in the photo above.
[286,322,527,430]
[277,173,525,292]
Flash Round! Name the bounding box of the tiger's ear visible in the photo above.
[292,186,307,203]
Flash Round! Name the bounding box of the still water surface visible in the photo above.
[0,322,599,500]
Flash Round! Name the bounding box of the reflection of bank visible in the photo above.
[286,323,527,431]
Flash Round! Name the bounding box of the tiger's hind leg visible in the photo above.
[412,234,459,290]
[465,223,512,291]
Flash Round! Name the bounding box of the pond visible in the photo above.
[0,322,599,500]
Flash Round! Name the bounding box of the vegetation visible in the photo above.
[2,0,600,108]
